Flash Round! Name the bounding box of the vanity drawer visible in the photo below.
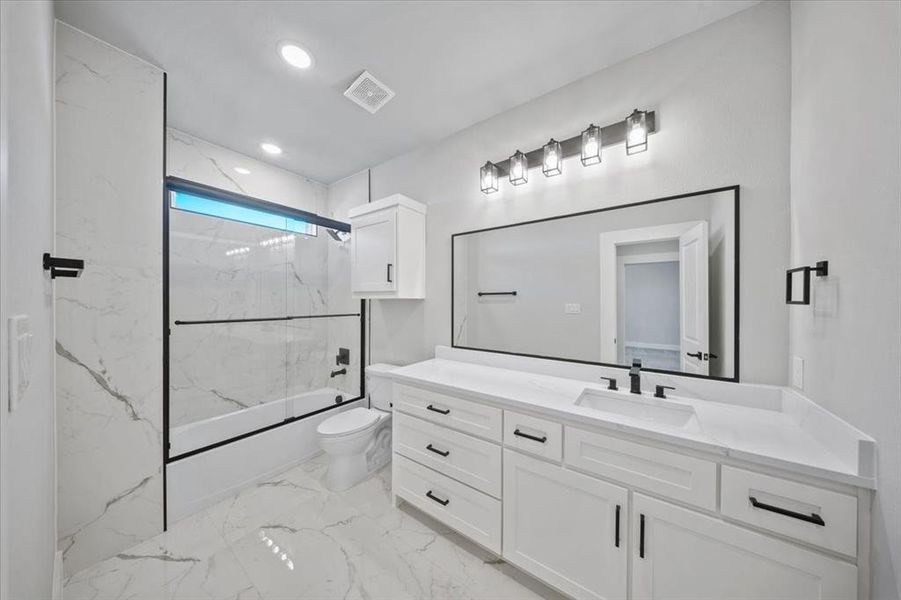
[564,427,717,510]
[393,453,502,553]
[394,413,502,497]
[720,466,858,557]
[394,384,502,442]
[503,410,563,463]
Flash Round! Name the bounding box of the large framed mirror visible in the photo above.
[451,186,739,381]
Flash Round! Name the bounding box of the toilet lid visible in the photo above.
[317,407,380,437]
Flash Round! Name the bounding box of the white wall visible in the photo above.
[55,22,165,574]
[369,1,791,385]
[789,2,901,598]
[0,1,58,598]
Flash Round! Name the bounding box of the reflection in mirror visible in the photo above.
[452,187,738,380]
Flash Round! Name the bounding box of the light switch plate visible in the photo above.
[564,303,582,314]
[791,355,804,390]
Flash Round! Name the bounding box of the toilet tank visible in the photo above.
[366,363,399,411]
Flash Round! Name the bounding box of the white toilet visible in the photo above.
[316,363,398,491]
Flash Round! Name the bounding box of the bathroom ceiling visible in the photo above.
[54,1,758,184]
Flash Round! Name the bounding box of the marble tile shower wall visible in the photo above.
[169,209,360,429]
[54,23,165,574]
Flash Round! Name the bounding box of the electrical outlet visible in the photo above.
[791,355,804,390]
[564,303,582,315]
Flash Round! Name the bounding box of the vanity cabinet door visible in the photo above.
[632,493,857,600]
[503,450,627,600]
[351,206,396,293]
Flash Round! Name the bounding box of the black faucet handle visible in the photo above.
[654,385,675,399]
[632,358,642,367]
[600,377,618,391]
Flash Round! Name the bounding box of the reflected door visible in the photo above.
[679,222,709,375]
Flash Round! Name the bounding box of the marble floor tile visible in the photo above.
[65,453,563,600]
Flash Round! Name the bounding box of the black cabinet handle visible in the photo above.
[426,404,450,415]
[513,429,547,443]
[426,490,449,506]
[615,504,621,548]
[686,351,703,360]
[639,514,646,558]
[749,496,825,526]
[426,443,449,457]
[387,263,393,283]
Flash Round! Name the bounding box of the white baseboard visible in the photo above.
[52,550,63,600]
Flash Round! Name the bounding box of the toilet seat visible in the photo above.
[317,407,384,438]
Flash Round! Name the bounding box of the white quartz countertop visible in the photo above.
[387,356,876,489]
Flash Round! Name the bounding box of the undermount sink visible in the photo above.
[574,388,701,431]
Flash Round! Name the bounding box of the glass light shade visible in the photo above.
[480,161,498,194]
[509,150,528,186]
[626,109,648,155]
[580,124,602,166]
[542,139,562,177]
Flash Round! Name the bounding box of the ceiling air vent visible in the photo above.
[343,71,395,114]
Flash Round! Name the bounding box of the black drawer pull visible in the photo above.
[426,444,450,457]
[615,504,621,548]
[426,404,450,415]
[513,429,547,443]
[639,513,646,558]
[426,490,449,506]
[387,263,393,283]
[749,496,825,526]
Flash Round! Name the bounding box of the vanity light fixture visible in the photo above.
[509,151,528,186]
[625,109,648,155]
[479,109,655,193]
[233,167,251,175]
[480,161,499,194]
[278,42,314,70]
[580,124,602,166]
[260,142,282,155]
[542,139,562,177]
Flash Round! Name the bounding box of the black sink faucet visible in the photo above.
[629,359,642,395]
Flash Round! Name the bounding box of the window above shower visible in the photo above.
[170,189,318,237]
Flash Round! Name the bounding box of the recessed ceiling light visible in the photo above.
[260,142,282,155]
[234,167,251,175]
[278,42,313,70]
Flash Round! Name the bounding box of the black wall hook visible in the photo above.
[43,253,84,279]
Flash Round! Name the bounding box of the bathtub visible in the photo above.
[167,388,363,521]
[170,387,356,457]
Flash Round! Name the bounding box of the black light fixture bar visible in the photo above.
[490,111,656,177]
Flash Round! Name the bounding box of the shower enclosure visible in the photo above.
[164,179,363,460]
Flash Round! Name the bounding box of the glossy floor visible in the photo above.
[64,453,564,599]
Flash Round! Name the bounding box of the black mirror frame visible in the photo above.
[450,185,741,383]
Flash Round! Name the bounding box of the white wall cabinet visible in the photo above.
[503,450,628,600]
[349,194,425,299]
[632,493,857,600]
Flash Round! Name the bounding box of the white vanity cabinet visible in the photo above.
[632,493,857,600]
[349,194,426,299]
[390,380,865,600]
[503,449,627,600]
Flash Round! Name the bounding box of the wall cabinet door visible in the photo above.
[351,207,396,293]
[503,450,627,600]
[632,493,857,600]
